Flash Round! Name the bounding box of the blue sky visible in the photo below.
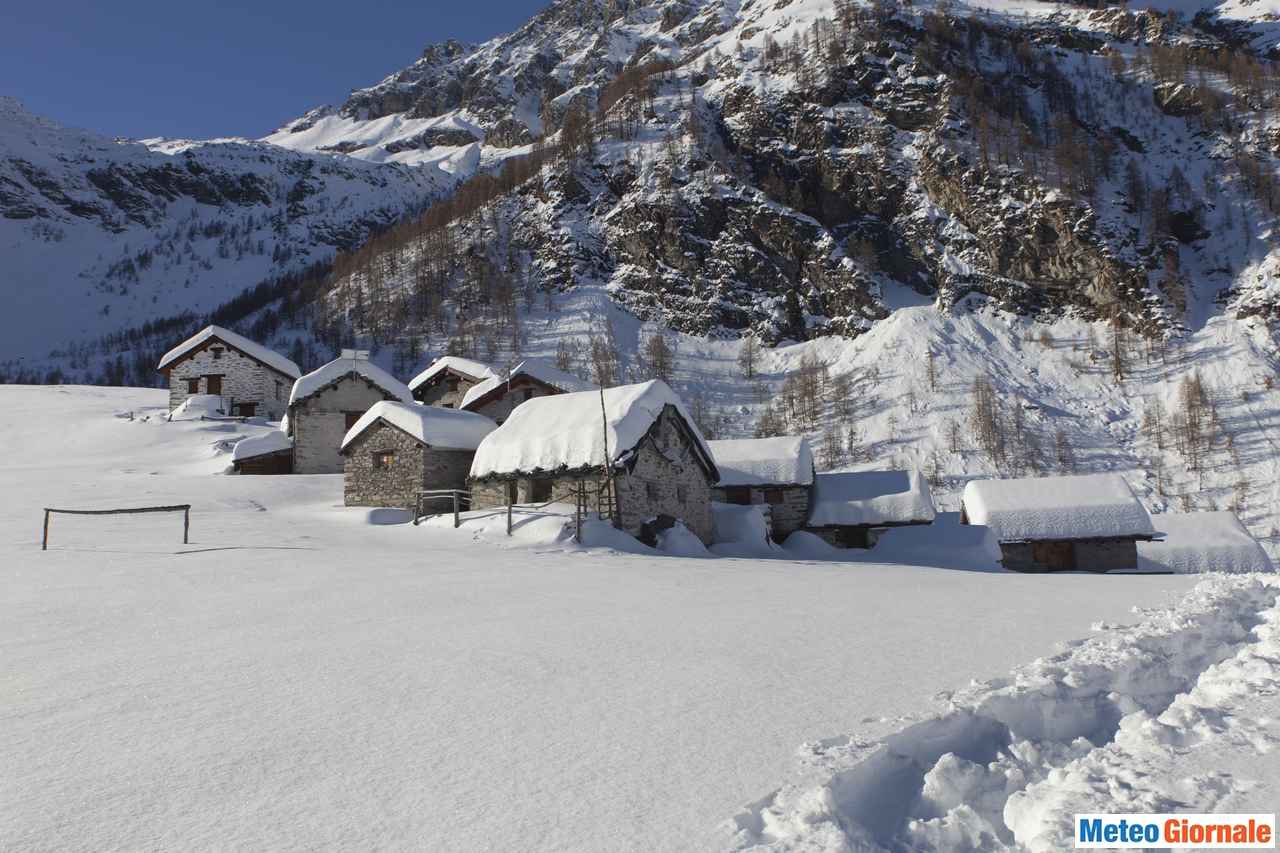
[5,1,546,140]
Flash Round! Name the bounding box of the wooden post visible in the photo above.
[183,507,190,544]
[453,491,460,529]
[507,491,513,537]
[42,509,50,551]
[575,481,583,544]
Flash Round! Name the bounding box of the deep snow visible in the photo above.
[0,385,1207,851]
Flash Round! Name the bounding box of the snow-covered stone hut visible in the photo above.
[408,356,495,408]
[468,380,720,544]
[288,351,414,475]
[341,402,497,509]
[1139,511,1272,574]
[960,474,1156,572]
[804,469,936,548]
[231,430,294,475]
[708,436,815,541]
[460,359,596,425]
[157,325,300,420]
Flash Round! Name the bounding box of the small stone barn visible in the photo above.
[805,469,937,548]
[708,436,815,541]
[468,380,721,544]
[408,356,495,408]
[341,401,497,509]
[1139,511,1272,574]
[960,474,1156,572]
[157,325,300,420]
[459,359,596,425]
[231,430,294,475]
[288,351,414,475]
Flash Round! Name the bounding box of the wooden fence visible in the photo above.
[42,504,191,551]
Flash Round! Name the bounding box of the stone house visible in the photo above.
[960,474,1156,572]
[459,358,596,425]
[341,401,497,509]
[708,436,815,541]
[805,469,937,548]
[468,380,720,544]
[288,351,414,475]
[408,356,495,408]
[157,325,300,420]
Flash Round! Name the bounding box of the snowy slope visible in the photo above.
[1,384,1203,851]
[0,97,449,365]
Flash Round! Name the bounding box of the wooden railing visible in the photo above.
[413,490,471,527]
[42,504,191,551]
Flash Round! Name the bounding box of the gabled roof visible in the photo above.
[231,430,293,462]
[709,436,814,487]
[961,474,1154,542]
[341,401,497,453]
[469,379,718,481]
[157,325,300,379]
[459,358,596,411]
[808,470,936,527]
[407,356,496,392]
[289,355,413,406]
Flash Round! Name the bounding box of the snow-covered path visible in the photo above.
[0,387,1201,851]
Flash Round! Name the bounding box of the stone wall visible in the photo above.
[711,484,811,541]
[998,537,1140,572]
[293,374,400,474]
[166,342,291,420]
[469,376,561,424]
[342,420,476,508]
[414,372,483,408]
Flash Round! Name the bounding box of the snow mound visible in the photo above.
[709,436,814,487]
[459,358,596,410]
[656,522,711,558]
[231,430,292,462]
[727,575,1279,852]
[341,401,496,452]
[407,355,496,391]
[157,325,300,379]
[872,512,1004,572]
[469,380,716,480]
[780,530,845,559]
[711,502,773,546]
[962,474,1155,543]
[1141,511,1274,574]
[808,470,936,527]
[289,355,413,405]
[169,394,227,420]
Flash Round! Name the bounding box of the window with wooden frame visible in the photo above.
[372,451,395,470]
[211,346,224,360]
[344,411,363,430]
[186,378,200,394]
[763,488,785,504]
[723,486,752,505]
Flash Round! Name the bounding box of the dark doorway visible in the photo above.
[528,478,553,502]
[205,375,223,395]
[1032,540,1075,571]
[723,486,752,505]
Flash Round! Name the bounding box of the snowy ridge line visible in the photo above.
[725,575,1279,852]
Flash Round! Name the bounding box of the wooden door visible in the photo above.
[206,375,222,395]
[1031,540,1075,571]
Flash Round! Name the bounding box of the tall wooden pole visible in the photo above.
[183,507,190,544]
[42,510,50,551]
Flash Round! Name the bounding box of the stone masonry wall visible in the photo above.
[166,343,291,420]
[415,372,483,408]
[343,420,478,509]
[711,484,811,541]
[470,377,560,424]
[293,374,400,475]
[613,407,714,544]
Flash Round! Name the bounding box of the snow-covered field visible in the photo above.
[5,385,1273,851]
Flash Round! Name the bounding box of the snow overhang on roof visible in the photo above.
[289,355,413,406]
[341,401,497,453]
[807,469,937,527]
[407,356,496,392]
[459,358,596,410]
[709,436,815,487]
[157,325,301,379]
[961,474,1155,542]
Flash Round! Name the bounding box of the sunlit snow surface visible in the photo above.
[0,385,1213,851]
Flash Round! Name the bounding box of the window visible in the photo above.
[186,378,200,394]
[211,347,223,360]
[522,388,535,402]
[372,451,395,470]
[344,411,363,430]
[205,375,222,395]
[724,486,752,506]
[677,485,688,503]
[646,481,660,501]
[764,488,785,504]
[275,380,282,400]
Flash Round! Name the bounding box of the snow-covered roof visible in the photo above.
[460,358,596,410]
[341,401,497,452]
[808,470,937,527]
[1140,512,1273,574]
[289,355,413,406]
[709,436,814,487]
[157,325,300,379]
[961,474,1155,542]
[407,356,496,391]
[469,380,717,480]
[232,430,293,462]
